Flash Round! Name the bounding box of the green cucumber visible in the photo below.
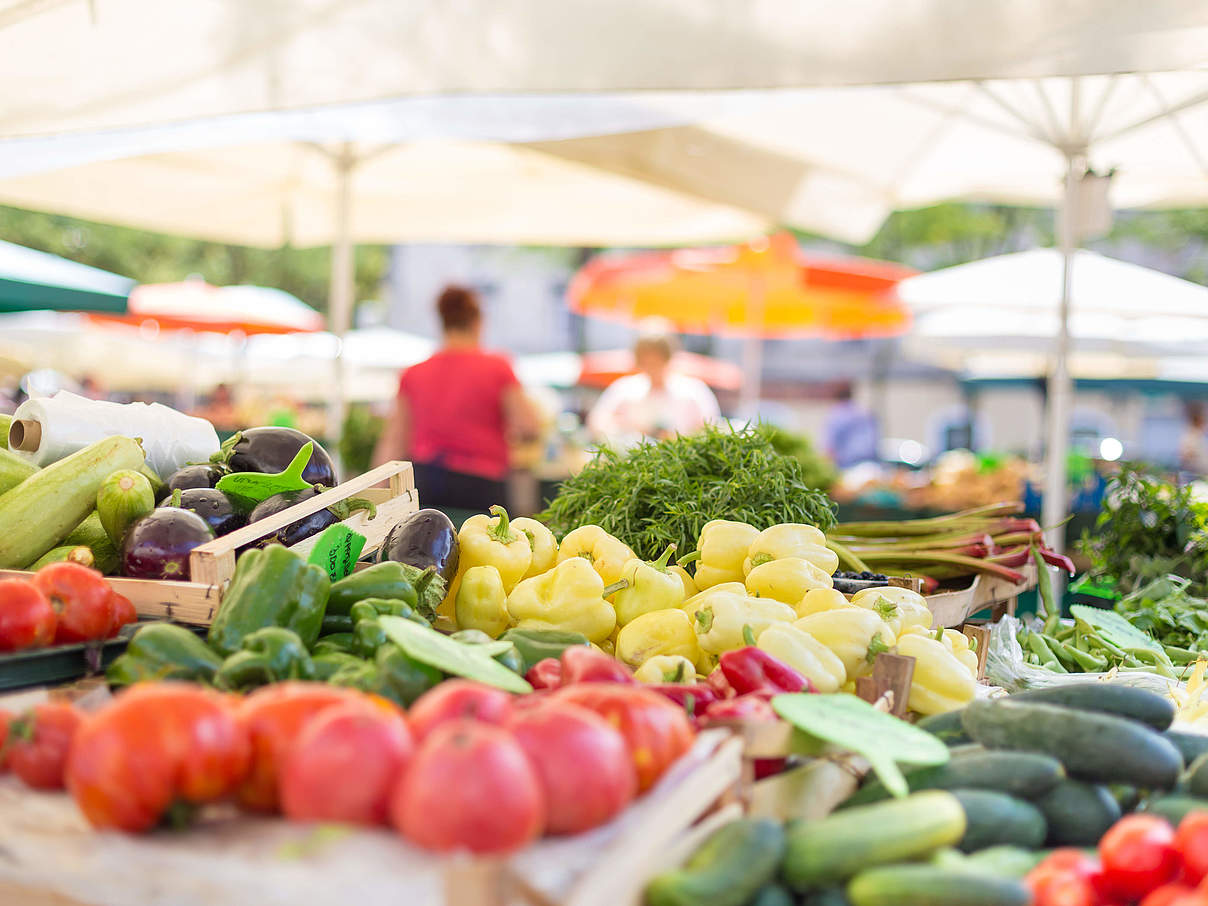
[1108,784,1142,813]
[916,709,971,746]
[748,884,795,906]
[1,436,144,569]
[97,468,155,547]
[644,819,785,906]
[799,890,850,906]
[847,865,1030,906]
[1009,683,1175,731]
[961,846,1046,881]
[951,789,1046,852]
[27,545,95,570]
[61,511,120,575]
[1185,752,1208,798]
[1140,795,1208,825]
[0,447,36,496]
[961,698,1182,788]
[782,791,966,890]
[1166,729,1208,767]
[842,749,1064,806]
[1034,780,1121,846]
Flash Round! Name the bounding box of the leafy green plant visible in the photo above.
[762,425,837,491]
[339,404,385,477]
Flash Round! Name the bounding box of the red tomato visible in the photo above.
[279,701,413,826]
[106,591,137,638]
[559,646,634,685]
[67,683,250,831]
[509,700,636,835]
[236,682,364,812]
[1177,812,1208,885]
[1028,871,1100,906]
[1142,885,1203,906]
[406,680,514,741]
[551,683,695,792]
[525,658,563,690]
[0,578,56,651]
[1101,814,1180,901]
[6,702,82,790]
[391,719,543,853]
[0,708,10,771]
[33,562,113,644]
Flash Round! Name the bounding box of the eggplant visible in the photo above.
[122,508,215,580]
[245,488,375,549]
[219,427,337,486]
[166,464,228,493]
[377,508,459,582]
[171,488,248,537]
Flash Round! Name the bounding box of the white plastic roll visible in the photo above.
[9,391,221,479]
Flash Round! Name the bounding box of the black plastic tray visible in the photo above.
[0,623,141,690]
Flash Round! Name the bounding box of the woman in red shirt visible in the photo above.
[373,285,538,511]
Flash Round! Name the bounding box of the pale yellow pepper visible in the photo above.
[442,506,533,621]
[691,590,796,655]
[694,520,760,589]
[613,544,686,627]
[796,587,853,618]
[616,608,706,671]
[507,556,617,643]
[633,654,697,684]
[511,517,559,580]
[669,564,698,600]
[794,609,895,680]
[743,523,838,576]
[681,582,746,616]
[903,626,980,678]
[896,632,977,716]
[757,623,846,693]
[557,524,635,586]
[745,557,833,605]
[850,586,932,636]
[454,565,510,638]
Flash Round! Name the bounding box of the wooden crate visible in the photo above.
[926,559,1038,628]
[0,461,418,626]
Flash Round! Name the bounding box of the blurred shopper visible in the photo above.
[587,327,720,445]
[373,285,538,511]
[1180,402,1208,477]
[824,384,879,468]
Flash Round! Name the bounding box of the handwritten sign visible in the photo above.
[216,442,315,508]
[307,524,367,581]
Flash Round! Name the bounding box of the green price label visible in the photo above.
[216,442,315,508]
[307,524,367,581]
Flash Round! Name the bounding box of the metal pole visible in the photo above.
[738,273,766,422]
[1041,152,1081,553]
[326,144,355,461]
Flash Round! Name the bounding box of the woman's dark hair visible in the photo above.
[436,285,481,332]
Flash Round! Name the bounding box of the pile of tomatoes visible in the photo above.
[1029,813,1208,906]
[0,677,695,854]
[0,562,136,652]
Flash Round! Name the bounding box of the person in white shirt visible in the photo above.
[587,329,721,445]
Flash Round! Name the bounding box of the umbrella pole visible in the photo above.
[1041,152,1081,555]
[738,272,767,421]
[326,146,356,466]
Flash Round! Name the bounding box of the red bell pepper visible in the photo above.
[644,683,720,718]
[525,658,563,690]
[718,647,808,697]
[705,666,735,700]
[700,693,778,724]
[558,646,634,685]
[1175,812,1208,885]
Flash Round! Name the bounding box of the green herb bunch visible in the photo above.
[538,423,837,561]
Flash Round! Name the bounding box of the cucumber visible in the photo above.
[917,709,971,746]
[0,447,37,496]
[782,791,967,890]
[28,545,95,570]
[1166,729,1208,767]
[962,698,1182,789]
[1034,780,1121,846]
[0,436,143,569]
[847,865,1030,906]
[1140,795,1208,826]
[139,463,168,502]
[61,511,120,575]
[97,468,155,547]
[645,819,785,906]
[951,789,1046,852]
[842,749,1064,806]
[748,884,795,906]
[1009,683,1175,731]
[1185,752,1208,798]
[800,889,850,906]
[1108,783,1142,813]
[962,846,1046,881]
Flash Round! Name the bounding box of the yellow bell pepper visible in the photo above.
[458,506,533,593]
[690,590,796,655]
[454,565,510,638]
[616,608,706,671]
[597,635,617,657]
[507,556,617,643]
[681,582,745,614]
[669,564,698,600]
[694,520,760,589]
[743,523,838,576]
[902,626,980,678]
[757,623,846,693]
[613,544,686,627]
[633,654,697,684]
[796,587,853,618]
[895,631,978,716]
[794,609,895,680]
[850,586,933,636]
[556,524,635,586]
[745,557,833,605]
[511,517,559,580]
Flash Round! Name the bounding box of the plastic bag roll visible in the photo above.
[9,391,220,479]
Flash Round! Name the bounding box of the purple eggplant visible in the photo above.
[122,508,215,580]
[377,509,459,582]
[166,464,228,493]
[247,487,375,549]
[170,488,248,537]
[216,427,337,487]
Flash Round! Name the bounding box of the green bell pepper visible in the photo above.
[320,614,355,635]
[312,632,357,656]
[208,544,330,656]
[327,562,420,616]
[214,627,317,691]
[452,629,525,674]
[500,627,591,673]
[312,651,369,681]
[350,597,430,659]
[106,623,223,687]
[372,644,443,706]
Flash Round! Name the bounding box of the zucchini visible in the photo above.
[1140,795,1208,826]
[961,698,1182,789]
[0,447,36,496]
[1034,780,1121,846]
[97,468,155,547]
[0,436,143,569]
[1185,752,1208,798]
[1009,683,1175,731]
[1108,783,1142,813]
[1166,729,1208,767]
[139,463,168,502]
[962,846,1046,881]
[842,749,1064,806]
[645,819,785,906]
[916,709,971,746]
[847,865,1030,906]
[61,511,120,575]
[951,789,1046,852]
[0,413,10,449]
[782,791,966,890]
[27,545,95,570]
